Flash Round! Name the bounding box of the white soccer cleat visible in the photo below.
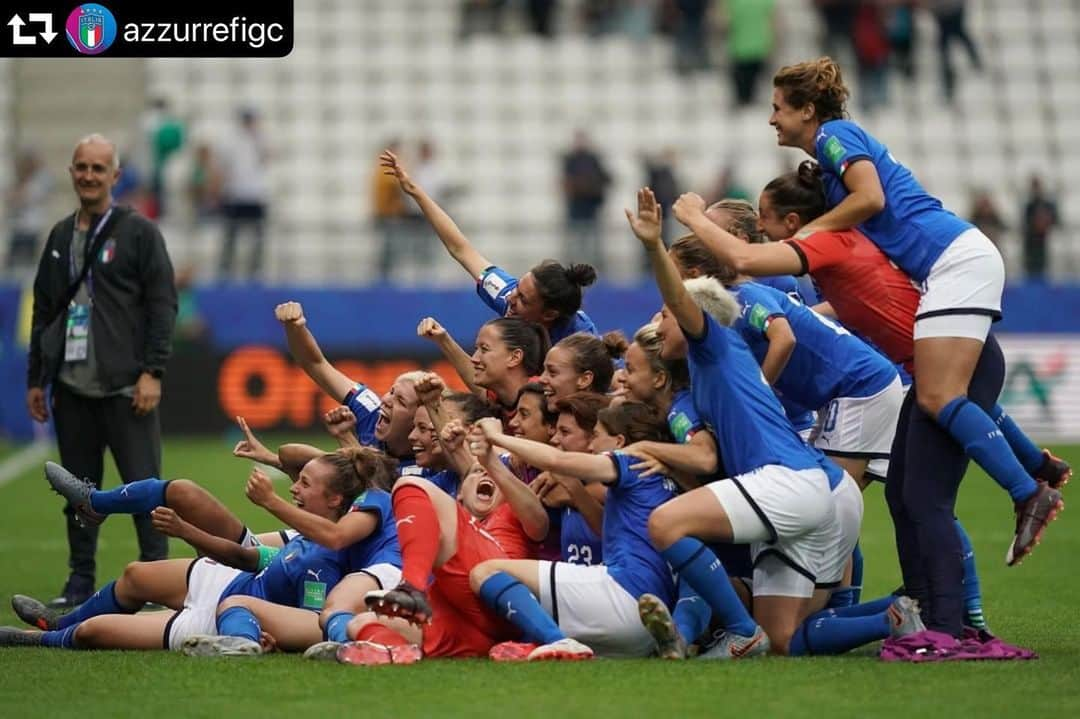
[527,637,594,661]
[181,635,262,657]
[697,625,770,660]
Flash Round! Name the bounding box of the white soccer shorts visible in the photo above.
[914,228,1003,341]
[164,558,244,651]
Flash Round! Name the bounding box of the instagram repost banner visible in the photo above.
[1,0,291,57]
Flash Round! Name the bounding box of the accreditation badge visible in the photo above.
[64,303,91,362]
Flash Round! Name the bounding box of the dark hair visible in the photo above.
[632,323,690,393]
[670,234,736,284]
[483,318,551,376]
[773,57,849,122]
[598,401,673,444]
[554,332,618,393]
[444,392,500,424]
[762,161,827,225]
[602,330,629,360]
[554,392,612,434]
[517,381,558,426]
[531,260,597,321]
[319,447,400,514]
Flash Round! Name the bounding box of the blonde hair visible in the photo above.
[773,57,849,122]
[684,277,740,328]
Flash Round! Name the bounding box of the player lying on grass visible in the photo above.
[1,448,397,654]
[381,148,597,344]
[466,401,678,660]
[419,316,549,421]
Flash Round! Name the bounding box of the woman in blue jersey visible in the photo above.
[380,150,598,344]
[769,57,1063,566]
[468,401,679,660]
[2,449,398,654]
[540,331,623,412]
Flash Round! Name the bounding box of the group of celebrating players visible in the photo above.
[0,57,1068,664]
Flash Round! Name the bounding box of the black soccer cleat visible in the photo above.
[11,594,59,631]
[0,626,44,647]
[44,462,104,528]
[364,581,433,624]
[1007,482,1064,566]
[1035,450,1071,490]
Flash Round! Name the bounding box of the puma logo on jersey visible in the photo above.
[120,485,130,496]
[306,569,323,581]
[505,604,517,621]
[396,515,415,527]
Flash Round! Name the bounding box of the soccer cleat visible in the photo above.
[11,594,59,631]
[336,640,422,665]
[887,596,926,638]
[527,637,594,661]
[1006,482,1064,566]
[1035,450,1071,490]
[181,635,262,657]
[45,462,104,528]
[364,581,432,624]
[0,626,44,647]
[638,593,688,660]
[488,641,539,662]
[302,641,342,661]
[697,625,771,660]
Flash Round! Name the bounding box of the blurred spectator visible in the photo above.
[887,1,918,80]
[561,130,612,271]
[527,0,558,38]
[372,139,407,281]
[705,163,751,205]
[582,0,620,36]
[968,189,1006,250]
[141,98,185,218]
[111,153,152,217]
[724,0,777,107]
[188,142,223,222]
[929,0,982,101]
[460,0,509,40]
[674,0,711,75]
[642,148,682,272]
[853,1,890,112]
[1022,175,1060,281]
[815,0,856,60]
[399,139,444,276]
[219,108,270,280]
[620,0,655,41]
[4,147,52,278]
[172,264,207,348]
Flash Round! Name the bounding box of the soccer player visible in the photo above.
[469,401,679,660]
[627,187,854,657]
[768,56,1064,574]
[380,149,597,343]
[539,331,622,412]
[1,449,395,654]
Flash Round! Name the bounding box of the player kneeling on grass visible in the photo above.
[1,449,396,655]
[467,402,679,660]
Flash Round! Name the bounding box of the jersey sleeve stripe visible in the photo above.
[783,240,811,276]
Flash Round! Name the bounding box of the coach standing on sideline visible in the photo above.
[26,134,177,608]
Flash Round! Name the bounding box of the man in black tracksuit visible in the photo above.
[27,134,177,607]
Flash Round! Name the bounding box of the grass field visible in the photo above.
[0,436,1078,718]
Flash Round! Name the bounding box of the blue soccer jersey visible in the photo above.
[559,507,604,566]
[602,452,678,607]
[476,265,598,344]
[425,469,460,498]
[815,119,973,282]
[731,281,897,410]
[341,488,401,572]
[343,382,382,447]
[220,535,345,612]
[685,310,823,477]
[667,388,705,444]
[757,274,803,303]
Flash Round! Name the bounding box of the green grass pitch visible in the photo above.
[0,436,1078,718]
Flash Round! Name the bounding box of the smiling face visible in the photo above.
[540,345,588,412]
[458,463,503,519]
[769,87,817,151]
[587,422,623,455]
[508,390,553,443]
[552,411,593,453]
[375,378,421,454]
[291,457,344,520]
[757,189,801,242]
[656,306,688,361]
[624,341,663,404]
[69,139,120,210]
[505,272,546,324]
[471,323,517,388]
[407,406,442,469]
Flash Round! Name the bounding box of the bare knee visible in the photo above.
[216,594,251,613]
[345,611,381,640]
[322,575,374,620]
[648,505,682,550]
[73,618,105,648]
[468,560,503,593]
[164,478,197,506]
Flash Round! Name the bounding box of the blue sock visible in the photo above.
[938,398,1039,502]
[39,624,80,649]
[672,580,712,644]
[818,594,896,620]
[90,478,169,515]
[216,606,261,642]
[477,572,564,645]
[789,611,890,656]
[955,519,986,629]
[324,611,353,643]
[829,542,865,609]
[663,538,757,638]
[990,404,1044,475]
[56,581,135,630]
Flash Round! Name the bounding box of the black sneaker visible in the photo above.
[11,595,59,630]
[364,581,432,624]
[46,575,94,610]
[0,626,44,647]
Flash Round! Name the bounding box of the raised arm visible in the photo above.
[627,188,705,337]
[796,160,884,237]
[380,150,492,279]
[673,192,804,277]
[244,467,377,550]
[477,418,617,484]
[417,317,484,396]
[470,432,550,542]
[275,301,353,402]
